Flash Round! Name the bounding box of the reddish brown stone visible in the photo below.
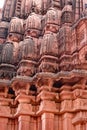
[0,0,87,130]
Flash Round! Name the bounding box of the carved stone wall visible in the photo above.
[0,0,87,130]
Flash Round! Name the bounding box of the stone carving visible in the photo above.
[44,7,61,33]
[39,32,58,72]
[61,3,73,24]
[1,42,14,64]
[0,42,18,79]
[25,12,42,38]
[33,0,42,14]
[21,0,33,18]
[2,0,16,21]
[17,36,37,76]
[42,0,52,14]
[9,17,24,34]
[0,21,9,42]
[0,1,87,130]
[8,17,24,42]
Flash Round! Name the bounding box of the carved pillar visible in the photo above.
[60,85,74,130]
[18,116,30,130]
[75,124,82,130]
[72,111,87,130]
[0,98,11,130]
[41,113,54,130]
[15,94,34,130]
[37,117,42,130]
[37,77,58,130]
[62,113,74,130]
[0,98,12,130]
[0,82,11,130]
[0,118,8,130]
[72,86,87,130]
[12,79,35,130]
[15,93,34,130]
[85,123,87,130]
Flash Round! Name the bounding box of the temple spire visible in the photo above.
[2,0,16,21]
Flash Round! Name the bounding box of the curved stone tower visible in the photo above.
[0,0,87,130]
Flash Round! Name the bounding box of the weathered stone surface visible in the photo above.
[0,0,87,130]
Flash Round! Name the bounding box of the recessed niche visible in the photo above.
[8,87,15,99]
[53,80,62,88]
[30,85,37,91]
[29,85,37,96]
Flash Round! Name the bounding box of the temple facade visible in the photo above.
[0,0,87,130]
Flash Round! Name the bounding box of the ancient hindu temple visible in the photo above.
[0,0,87,130]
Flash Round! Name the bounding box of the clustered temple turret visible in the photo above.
[0,0,87,130]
